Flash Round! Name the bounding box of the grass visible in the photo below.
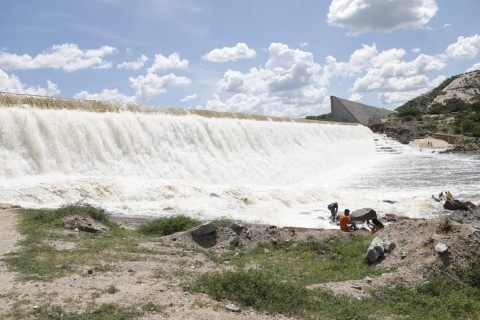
[4,204,480,319]
[18,302,166,320]
[192,236,480,319]
[138,215,202,236]
[3,203,163,281]
[214,235,383,285]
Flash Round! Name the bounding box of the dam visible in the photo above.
[1,93,479,228]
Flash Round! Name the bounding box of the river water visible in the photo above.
[1,106,478,229]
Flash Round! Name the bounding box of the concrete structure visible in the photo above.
[331,96,393,125]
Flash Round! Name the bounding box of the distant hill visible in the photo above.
[372,70,480,151]
[396,69,480,113]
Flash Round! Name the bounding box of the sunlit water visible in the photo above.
[1,106,478,229]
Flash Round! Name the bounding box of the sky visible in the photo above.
[1,0,480,118]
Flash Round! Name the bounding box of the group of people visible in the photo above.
[432,191,453,202]
[328,202,356,232]
[328,202,382,233]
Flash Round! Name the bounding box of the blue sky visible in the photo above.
[1,0,479,117]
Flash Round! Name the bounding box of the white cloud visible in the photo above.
[181,94,197,102]
[147,53,188,73]
[466,63,480,72]
[0,68,60,96]
[446,34,480,59]
[129,72,191,102]
[412,48,421,53]
[73,89,136,104]
[117,55,148,70]
[202,43,256,63]
[327,0,438,35]
[201,43,328,117]
[0,44,117,72]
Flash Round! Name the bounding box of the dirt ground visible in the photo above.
[1,205,479,319]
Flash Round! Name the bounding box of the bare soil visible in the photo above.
[1,205,479,319]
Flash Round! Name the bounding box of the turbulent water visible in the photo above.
[1,106,479,228]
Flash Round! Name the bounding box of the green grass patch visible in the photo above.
[138,215,201,236]
[22,302,165,320]
[215,235,382,285]
[3,204,156,281]
[192,236,480,319]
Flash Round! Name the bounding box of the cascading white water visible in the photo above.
[0,106,377,227]
[0,107,375,183]
[1,105,479,228]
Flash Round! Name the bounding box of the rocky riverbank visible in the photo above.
[1,203,480,319]
[369,122,480,152]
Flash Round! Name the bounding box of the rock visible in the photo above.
[366,237,385,263]
[401,252,407,259]
[351,285,362,290]
[383,200,396,204]
[226,304,241,312]
[444,199,477,211]
[190,223,217,237]
[63,215,109,234]
[210,193,220,198]
[229,236,241,246]
[384,213,410,221]
[230,223,246,235]
[435,243,448,253]
[351,208,377,223]
[383,240,396,253]
[364,276,372,284]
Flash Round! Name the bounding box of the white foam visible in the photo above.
[1,107,479,228]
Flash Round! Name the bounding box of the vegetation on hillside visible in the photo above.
[305,112,333,121]
[392,98,480,137]
[395,74,460,113]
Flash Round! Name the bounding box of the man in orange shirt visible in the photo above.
[339,209,356,232]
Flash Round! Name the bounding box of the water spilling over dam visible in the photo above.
[1,93,479,228]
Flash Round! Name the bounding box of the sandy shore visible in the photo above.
[412,137,451,149]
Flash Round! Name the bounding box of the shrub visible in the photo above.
[472,124,480,138]
[138,215,201,236]
[438,217,452,232]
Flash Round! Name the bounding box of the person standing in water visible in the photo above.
[328,202,338,222]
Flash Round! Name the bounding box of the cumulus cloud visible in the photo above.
[201,43,328,117]
[0,68,60,96]
[129,73,191,102]
[117,55,148,70]
[0,44,117,72]
[446,34,480,59]
[147,53,188,73]
[327,0,438,35]
[73,89,136,104]
[202,43,256,62]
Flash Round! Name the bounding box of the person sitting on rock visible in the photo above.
[446,191,453,201]
[327,202,338,222]
[339,209,356,232]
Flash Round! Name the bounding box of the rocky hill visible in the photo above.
[370,70,480,151]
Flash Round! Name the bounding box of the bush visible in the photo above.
[472,124,480,138]
[138,215,201,236]
[438,217,452,232]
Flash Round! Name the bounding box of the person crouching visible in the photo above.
[339,209,356,232]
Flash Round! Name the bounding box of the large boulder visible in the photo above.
[190,223,217,237]
[351,208,377,223]
[366,237,385,264]
[444,200,477,211]
[63,215,109,234]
